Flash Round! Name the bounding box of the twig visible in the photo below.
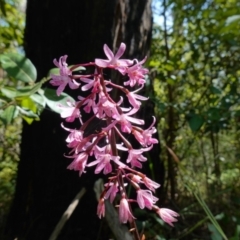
[49,188,86,240]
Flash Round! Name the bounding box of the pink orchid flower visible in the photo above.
[88,152,119,175]
[105,182,119,203]
[93,91,120,118]
[95,43,133,69]
[61,123,84,148]
[119,197,135,223]
[137,189,159,209]
[126,86,148,109]
[50,55,80,96]
[122,57,149,87]
[117,145,152,168]
[59,100,81,122]
[113,108,145,133]
[156,208,179,227]
[131,175,161,192]
[67,152,89,176]
[78,94,96,114]
[132,117,158,147]
[87,144,120,174]
[142,176,161,192]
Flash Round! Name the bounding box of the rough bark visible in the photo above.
[5,1,162,239]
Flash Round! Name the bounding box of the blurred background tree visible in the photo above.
[3,0,157,240]
[149,0,240,238]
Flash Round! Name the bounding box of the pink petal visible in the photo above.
[69,80,80,90]
[103,44,114,60]
[126,116,144,125]
[115,42,126,59]
[95,59,110,68]
[103,162,112,174]
[56,83,66,96]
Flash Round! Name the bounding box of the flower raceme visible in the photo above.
[50,43,179,230]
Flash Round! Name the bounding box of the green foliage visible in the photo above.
[0,119,21,208]
[43,88,75,114]
[149,0,240,238]
[0,1,24,53]
[0,2,25,227]
[0,53,37,83]
[0,52,75,125]
[0,52,47,124]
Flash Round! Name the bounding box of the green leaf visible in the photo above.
[16,97,40,124]
[18,107,39,118]
[221,15,240,34]
[185,184,228,240]
[43,88,75,114]
[164,62,174,71]
[177,217,209,239]
[22,116,35,124]
[208,223,223,240]
[0,105,18,124]
[0,53,37,83]
[20,97,37,114]
[157,101,166,112]
[210,86,221,95]
[15,78,48,97]
[30,94,46,115]
[1,77,49,101]
[0,0,7,16]
[1,87,17,99]
[207,108,221,121]
[225,15,240,26]
[188,114,204,132]
[232,225,240,240]
[30,94,46,108]
[17,98,40,124]
[70,65,86,72]
[47,67,60,77]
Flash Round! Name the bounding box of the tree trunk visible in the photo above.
[5,1,162,239]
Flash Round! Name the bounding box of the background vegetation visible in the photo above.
[149,0,240,239]
[0,0,24,234]
[1,0,240,239]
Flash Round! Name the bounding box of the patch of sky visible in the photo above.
[152,0,173,28]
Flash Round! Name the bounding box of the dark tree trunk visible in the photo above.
[5,1,163,239]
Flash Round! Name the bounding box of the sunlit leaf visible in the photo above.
[43,88,74,114]
[14,78,49,97]
[1,87,17,99]
[20,97,37,115]
[225,15,240,26]
[30,94,46,108]
[0,53,37,83]
[0,105,18,124]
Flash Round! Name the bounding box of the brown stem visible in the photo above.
[98,67,140,240]
[210,131,220,185]
[200,137,209,193]
[163,0,176,201]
